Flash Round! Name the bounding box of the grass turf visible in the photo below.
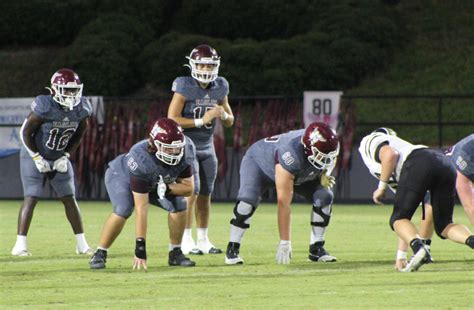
[0,201,472,309]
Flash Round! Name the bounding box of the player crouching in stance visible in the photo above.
[12,68,93,256]
[225,122,340,265]
[89,118,196,270]
[360,129,474,272]
[359,128,435,271]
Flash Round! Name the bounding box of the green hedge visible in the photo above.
[0,0,97,45]
[54,13,153,95]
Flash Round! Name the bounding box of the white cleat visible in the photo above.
[11,247,32,257]
[197,239,223,254]
[76,247,94,255]
[400,245,432,272]
[181,238,203,255]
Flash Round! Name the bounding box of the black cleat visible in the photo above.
[89,249,107,269]
[308,241,337,262]
[168,248,196,267]
[225,242,244,265]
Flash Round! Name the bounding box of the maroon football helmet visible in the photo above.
[301,122,339,170]
[50,68,83,110]
[149,118,185,165]
[185,44,220,83]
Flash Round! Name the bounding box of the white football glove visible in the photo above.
[157,175,167,199]
[32,153,51,173]
[321,174,336,189]
[276,240,292,264]
[53,153,69,173]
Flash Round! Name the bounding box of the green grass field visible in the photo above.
[0,201,472,309]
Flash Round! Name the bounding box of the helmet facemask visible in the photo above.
[151,135,185,166]
[51,83,83,111]
[307,144,340,170]
[186,57,220,84]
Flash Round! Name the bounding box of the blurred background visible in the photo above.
[0,0,473,201]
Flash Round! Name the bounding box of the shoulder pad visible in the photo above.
[31,95,52,118]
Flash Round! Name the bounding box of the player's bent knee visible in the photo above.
[230,201,256,229]
[113,209,133,219]
[313,189,334,207]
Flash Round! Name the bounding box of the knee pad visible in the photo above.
[230,201,256,229]
[313,188,334,207]
[311,204,332,227]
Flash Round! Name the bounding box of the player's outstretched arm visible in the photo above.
[20,112,43,156]
[373,145,399,204]
[168,176,194,197]
[132,191,150,270]
[275,164,294,264]
[456,171,474,225]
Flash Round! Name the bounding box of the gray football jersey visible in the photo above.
[171,76,229,149]
[247,129,324,185]
[447,134,474,181]
[108,138,195,190]
[31,95,92,160]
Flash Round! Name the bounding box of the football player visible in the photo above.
[11,69,93,256]
[89,118,196,270]
[225,122,339,265]
[358,128,434,270]
[168,44,234,255]
[445,134,474,225]
[359,130,474,272]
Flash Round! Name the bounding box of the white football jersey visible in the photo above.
[358,132,427,192]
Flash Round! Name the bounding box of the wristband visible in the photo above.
[378,180,388,190]
[31,152,41,160]
[396,250,407,260]
[221,111,229,121]
[135,238,147,259]
[194,119,204,128]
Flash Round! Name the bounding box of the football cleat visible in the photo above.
[225,242,244,265]
[11,247,32,257]
[181,237,203,255]
[89,249,107,269]
[168,248,196,267]
[76,247,94,255]
[197,238,223,254]
[308,241,337,262]
[400,245,433,272]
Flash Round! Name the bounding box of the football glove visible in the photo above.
[321,173,336,189]
[157,175,168,199]
[53,153,69,173]
[276,240,292,264]
[32,153,51,173]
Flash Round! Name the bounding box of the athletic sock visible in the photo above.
[229,225,246,243]
[310,226,326,244]
[409,238,423,253]
[169,244,181,251]
[15,235,27,249]
[75,233,89,251]
[183,228,193,239]
[197,228,208,241]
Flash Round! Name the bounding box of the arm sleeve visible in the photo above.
[130,175,150,193]
[178,165,193,179]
